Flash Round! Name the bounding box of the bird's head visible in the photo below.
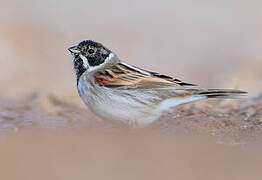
[68,40,118,81]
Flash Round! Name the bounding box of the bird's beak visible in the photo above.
[68,46,80,54]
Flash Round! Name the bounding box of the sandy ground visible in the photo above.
[1,131,262,180]
[0,0,262,179]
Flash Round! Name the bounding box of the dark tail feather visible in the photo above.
[198,89,248,99]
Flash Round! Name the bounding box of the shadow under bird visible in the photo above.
[68,40,247,126]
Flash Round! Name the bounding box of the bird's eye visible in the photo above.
[88,49,95,54]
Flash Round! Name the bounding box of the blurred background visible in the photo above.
[0,0,262,179]
[1,0,262,100]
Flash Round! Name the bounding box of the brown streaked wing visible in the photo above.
[94,62,197,89]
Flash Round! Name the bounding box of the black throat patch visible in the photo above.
[73,55,87,85]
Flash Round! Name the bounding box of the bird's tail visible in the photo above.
[196,89,248,99]
[158,88,247,112]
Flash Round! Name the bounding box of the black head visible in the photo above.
[68,40,111,82]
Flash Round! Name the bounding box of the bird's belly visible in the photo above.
[83,92,161,125]
[77,80,203,126]
[78,84,162,125]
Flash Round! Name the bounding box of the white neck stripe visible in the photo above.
[79,54,89,69]
[80,52,119,73]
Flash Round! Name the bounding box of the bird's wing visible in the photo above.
[94,62,197,90]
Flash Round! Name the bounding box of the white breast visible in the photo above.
[77,77,165,125]
[77,75,205,126]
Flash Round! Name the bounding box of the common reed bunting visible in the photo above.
[68,40,247,126]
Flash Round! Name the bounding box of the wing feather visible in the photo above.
[94,62,197,89]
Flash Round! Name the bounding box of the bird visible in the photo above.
[68,40,247,126]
